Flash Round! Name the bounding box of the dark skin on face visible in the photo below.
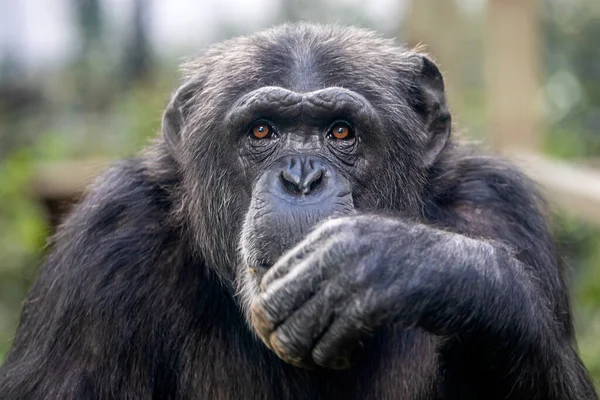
[235,87,401,368]
[0,24,596,400]
[235,87,368,270]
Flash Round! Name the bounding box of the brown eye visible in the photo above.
[329,123,354,140]
[251,122,273,139]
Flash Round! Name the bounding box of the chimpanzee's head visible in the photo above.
[158,24,450,317]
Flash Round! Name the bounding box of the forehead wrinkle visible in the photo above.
[304,88,370,113]
[226,86,381,130]
[225,87,303,129]
[301,88,382,131]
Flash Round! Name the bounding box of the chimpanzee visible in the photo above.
[0,23,597,400]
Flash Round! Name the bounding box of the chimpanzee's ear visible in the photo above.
[161,79,201,158]
[409,55,452,167]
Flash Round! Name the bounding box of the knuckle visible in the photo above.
[270,329,304,365]
[251,299,275,337]
[270,331,290,356]
[311,346,330,367]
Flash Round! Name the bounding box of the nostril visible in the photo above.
[280,171,302,194]
[279,158,326,196]
[284,179,301,195]
[307,169,323,194]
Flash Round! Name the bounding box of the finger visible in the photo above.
[261,234,333,291]
[268,289,338,367]
[311,308,369,370]
[252,253,333,342]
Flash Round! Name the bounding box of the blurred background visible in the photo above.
[0,0,599,388]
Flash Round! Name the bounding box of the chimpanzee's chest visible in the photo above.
[186,326,440,400]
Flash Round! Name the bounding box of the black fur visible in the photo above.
[0,23,596,400]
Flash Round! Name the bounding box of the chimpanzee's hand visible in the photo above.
[250,214,445,369]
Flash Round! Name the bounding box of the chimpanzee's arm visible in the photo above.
[251,154,597,399]
[0,162,190,400]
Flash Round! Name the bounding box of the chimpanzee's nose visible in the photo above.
[280,156,325,196]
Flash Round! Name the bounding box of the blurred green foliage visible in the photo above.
[554,216,600,383]
[0,77,173,363]
[0,150,47,360]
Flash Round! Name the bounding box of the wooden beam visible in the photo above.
[484,0,542,151]
[32,159,111,200]
[31,153,600,229]
[507,150,600,225]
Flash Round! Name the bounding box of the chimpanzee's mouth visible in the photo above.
[248,262,271,283]
[253,263,271,272]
